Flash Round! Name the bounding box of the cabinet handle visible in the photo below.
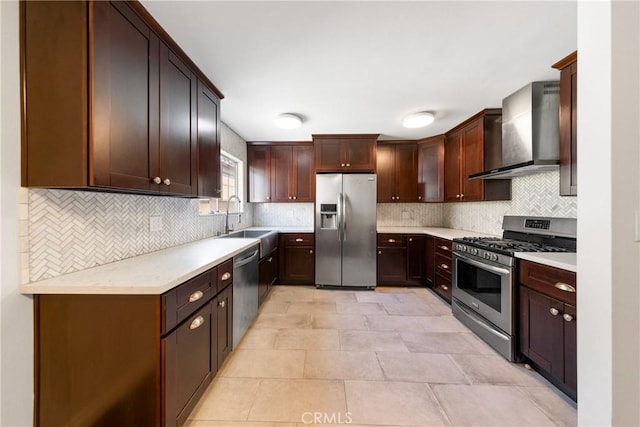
[188,290,204,303]
[288,196,292,200]
[163,178,171,186]
[221,272,231,281]
[439,263,449,270]
[152,176,162,184]
[378,250,382,255]
[549,308,559,316]
[441,285,449,290]
[396,196,399,200]
[310,249,313,254]
[439,245,449,251]
[460,193,464,199]
[219,300,226,308]
[266,196,271,200]
[391,196,395,200]
[295,238,304,242]
[418,195,422,200]
[341,163,345,167]
[563,314,574,322]
[408,238,413,242]
[387,238,396,243]
[293,196,297,200]
[189,315,205,330]
[456,194,460,199]
[346,163,350,167]
[268,257,273,263]
[554,282,576,293]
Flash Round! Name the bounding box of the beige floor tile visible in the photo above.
[336,301,386,314]
[286,301,337,314]
[248,379,347,423]
[400,331,487,354]
[432,384,556,426]
[269,286,316,302]
[186,421,296,427]
[345,381,450,426]
[450,354,550,386]
[311,313,368,330]
[375,286,414,293]
[238,328,279,349]
[382,300,442,316]
[365,314,431,332]
[522,386,577,427]
[354,291,403,304]
[313,289,358,303]
[304,350,384,380]
[340,330,409,352]
[221,349,305,378]
[377,352,468,384]
[458,331,500,355]
[296,424,399,427]
[420,315,469,333]
[259,300,290,314]
[397,289,443,304]
[274,329,340,350]
[188,378,260,421]
[252,313,313,329]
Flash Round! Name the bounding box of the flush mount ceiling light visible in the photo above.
[274,113,302,130]
[402,111,435,128]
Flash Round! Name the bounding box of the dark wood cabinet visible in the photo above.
[35,260,234,427]
[553,51,578,196]
[519,260,577,400]
[22,1,223,197]
[406,235,425,282]
[432,238,452,303]
[278,233,315,284]
[313,134,378,172]
[425,235,435,285]
[417,136,445,202]
[197,81,222,198]
[444,110,511,202]
[247,143,314,203]
[376,234,426,285]
[376,142,418,203]
[259,248,278,306]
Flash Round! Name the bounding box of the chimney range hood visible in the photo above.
[470,81,560,180]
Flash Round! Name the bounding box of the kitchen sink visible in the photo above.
[219,229,278,258]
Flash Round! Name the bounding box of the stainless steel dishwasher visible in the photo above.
[232,244,260,348]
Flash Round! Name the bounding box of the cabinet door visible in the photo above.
[559,60,578,196]
[376,144,395,202]
[344,140,376,172]
[279,246,315,284]
[563,303,577,397]
[377,247,406,283]
[406,235,425,282]
[394,144,418,202]
[197,80,221,198]
[460,121,484,201]
[270,146,293,202]
[247,146,271,202]
[315,140,344,171]
[92,1,160,192]
[292,145,315,201]
[444,133,461,201]
[519,287,564,379]
[425,236,435,285]
[216,284,233,369]
[159,45,198,196]
[418,137,444,202]
[434,272,452,303]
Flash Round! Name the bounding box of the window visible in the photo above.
[215,151,243,213]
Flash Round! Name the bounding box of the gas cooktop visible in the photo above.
[454,236,573,256]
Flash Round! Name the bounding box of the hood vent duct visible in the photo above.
[470,81,560,180]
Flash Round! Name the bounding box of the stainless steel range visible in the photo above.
[452,216,577,361]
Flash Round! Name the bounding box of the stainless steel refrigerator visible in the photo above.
[315,173,377,288]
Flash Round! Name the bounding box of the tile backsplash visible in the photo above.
[253,203,314,227]
[376,203,443,227]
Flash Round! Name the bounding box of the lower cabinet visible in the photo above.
[259,247,278,305]
[518,260,577,400]
[34,262,235,427]
[376,234,426,285]
[432,238,452,303]
[278,233,315,284]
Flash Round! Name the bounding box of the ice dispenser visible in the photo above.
[320,204,337,229]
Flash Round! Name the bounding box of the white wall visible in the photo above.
[1,1,34,425]
[578,0,640,425]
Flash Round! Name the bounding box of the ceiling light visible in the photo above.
[402,112,435,128]
[274,113,302,130]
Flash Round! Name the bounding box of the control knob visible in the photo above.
[491,254,499,261]
[471,248,478,255]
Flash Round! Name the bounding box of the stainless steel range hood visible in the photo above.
[470,81,560,180]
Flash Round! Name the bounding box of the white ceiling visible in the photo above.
[141,1,577,142]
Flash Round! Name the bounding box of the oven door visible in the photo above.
[452,252,514,334]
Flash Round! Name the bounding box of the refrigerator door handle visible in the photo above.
[337,192,343,241]
[342,192,347,241]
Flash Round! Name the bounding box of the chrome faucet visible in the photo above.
[225,195,241,234]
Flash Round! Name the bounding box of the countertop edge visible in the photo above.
[376,226,497,240]
[515,252,577,273]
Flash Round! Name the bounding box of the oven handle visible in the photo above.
[453,299,510,341]
[454,253,510,276]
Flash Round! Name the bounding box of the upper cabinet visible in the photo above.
[247,143,315,203]
[376,142,418,203]
[417,135,445,202]
[444,110,511,202]
[22,1,224,197]
[553,51,578,196]
[313,134,378,173]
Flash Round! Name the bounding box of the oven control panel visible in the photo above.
[453,243,514,267]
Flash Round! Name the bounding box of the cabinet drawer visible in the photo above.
[282,233,314,246]
[434,252,452,277]
[434,238,452,255]
[216,259,233,292]
[434,271,452,304]
[519,260,576,306]
[164,270,213,334]
[377,234,405,247]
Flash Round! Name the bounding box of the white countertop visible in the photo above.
[376,226,497,240]
[21,237,261,295]
[515,252,577,273]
